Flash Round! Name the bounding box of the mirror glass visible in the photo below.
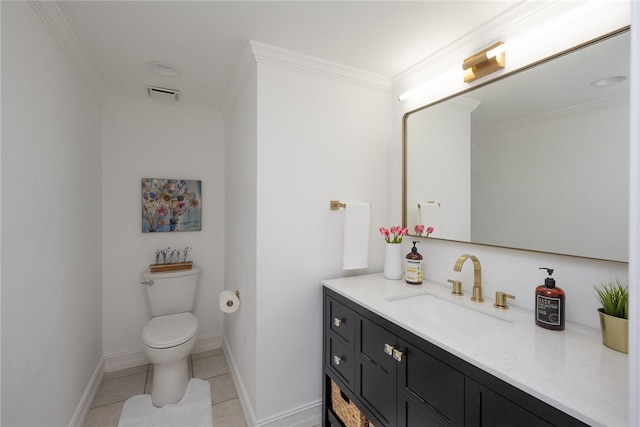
[404,29,629,262]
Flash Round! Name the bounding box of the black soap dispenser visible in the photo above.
[405,241,423,285]
[535,268,565,331]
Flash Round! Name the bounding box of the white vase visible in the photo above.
[383,242,403,280]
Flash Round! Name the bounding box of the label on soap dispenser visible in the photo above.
[405,259,423,284]
[536,295,562,326]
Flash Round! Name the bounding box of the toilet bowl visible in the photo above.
[141,266,200,407]
[143,312,198,407]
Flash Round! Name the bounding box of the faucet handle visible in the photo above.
[447,279,463,296]
[494,291,515,309]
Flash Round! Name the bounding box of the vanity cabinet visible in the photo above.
[464,379,552,427]
[323,287,587,427]
[358,315,464,426]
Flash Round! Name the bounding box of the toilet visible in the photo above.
[141,266,200,407]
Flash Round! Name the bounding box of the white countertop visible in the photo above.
[322,273,628,427]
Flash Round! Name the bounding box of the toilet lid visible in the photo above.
[143,312,198,349]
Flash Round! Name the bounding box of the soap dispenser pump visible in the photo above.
[405,241,423,285]
[535,267,565,331]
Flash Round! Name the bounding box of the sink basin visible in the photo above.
[387,293,514,332]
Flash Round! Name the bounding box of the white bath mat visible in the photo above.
[118,378,212,427]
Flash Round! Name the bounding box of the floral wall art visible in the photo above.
[141,178,202,232]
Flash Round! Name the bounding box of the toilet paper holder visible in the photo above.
[226,291,240,307]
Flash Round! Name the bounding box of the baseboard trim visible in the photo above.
[104,332,223,373]
[69,356,104,427]
[223,335,256,426]
[255,400,322,427]
[223,335,322,427]
[192,333,223,354]
[104,349,149,373]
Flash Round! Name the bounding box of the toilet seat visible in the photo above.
[143,312,198,349]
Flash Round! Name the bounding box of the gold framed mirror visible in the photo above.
[403,27,629,262]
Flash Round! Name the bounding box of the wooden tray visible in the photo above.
[149,261,193,273]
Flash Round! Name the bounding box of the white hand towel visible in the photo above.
[343,202,370,270]
[418,201,441,236]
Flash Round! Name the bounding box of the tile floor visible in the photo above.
[84,348,246,427]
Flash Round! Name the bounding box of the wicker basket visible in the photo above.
[331,380,369,427]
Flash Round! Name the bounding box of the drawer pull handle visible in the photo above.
[393,349,404,362]
[333,355,343,366]
[333,317,343,327]
[384,343,394,356]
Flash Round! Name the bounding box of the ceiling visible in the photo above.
[57,1,521,110]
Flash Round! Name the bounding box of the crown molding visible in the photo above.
[222,40,392,114]
[28,1,108,103]
[393,1,582,96]
[250,41,391,94]
[475,94,629,134]
[221,41,259,115]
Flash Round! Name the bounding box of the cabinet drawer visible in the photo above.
[326,332,355,387]
[328,297,355,348]
[359,316,396,373]
[398,340,464,426]
[357,316,398,426]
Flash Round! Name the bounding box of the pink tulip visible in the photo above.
[426,226,434,236]
[414,224,425,235]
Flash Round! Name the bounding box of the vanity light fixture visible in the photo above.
[462,41,505,83]
[398,0,616,101]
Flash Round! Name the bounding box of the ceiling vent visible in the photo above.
[146,85,181,102]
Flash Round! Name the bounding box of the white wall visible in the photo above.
[101,97,225,361]
[223,44,392,426]
[406,99,478,240]
[1,2,103,425]
[393,1,630,331]
[472,99,628,261]
[255,63,391,423]
[223,66,259,415]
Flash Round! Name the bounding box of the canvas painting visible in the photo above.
[142,178,202,232]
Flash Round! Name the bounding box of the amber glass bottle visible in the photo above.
[405,241,423,285]
[535,268,565,331]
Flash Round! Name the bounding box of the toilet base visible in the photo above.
[143,332,197,408]
[150,356,190,407]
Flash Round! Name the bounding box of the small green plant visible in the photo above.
[594,279,628,319]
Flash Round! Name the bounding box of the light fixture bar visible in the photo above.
[462,41,505,83]
[397,0,616,101]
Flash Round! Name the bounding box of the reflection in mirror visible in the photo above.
[403,29,629,262]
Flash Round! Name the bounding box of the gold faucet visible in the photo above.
[453,254,484,302]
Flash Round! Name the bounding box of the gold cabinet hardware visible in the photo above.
[330,200,346,210]
[384,343,394,356]
[392,348,404,362]
[333,317,343,327]
[494,291,515,310]
[333,355,343,366]
[447,279,463,296]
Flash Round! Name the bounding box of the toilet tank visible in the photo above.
[142,266,200,316]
